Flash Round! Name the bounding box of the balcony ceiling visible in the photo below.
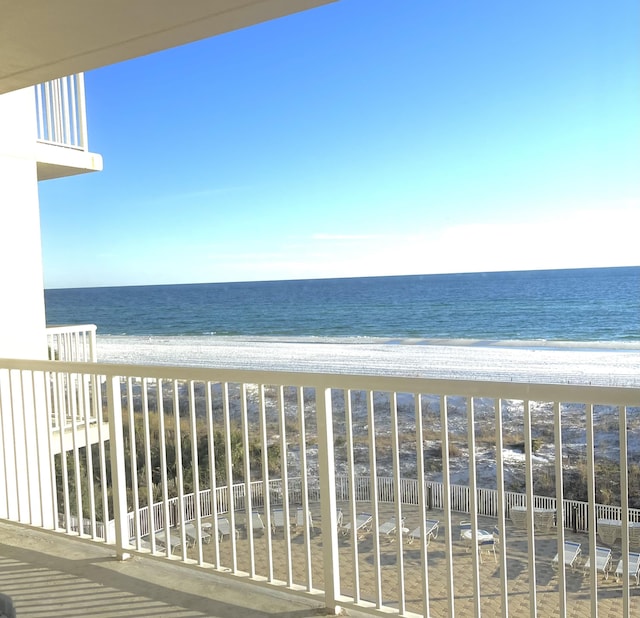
[0,0,336,94]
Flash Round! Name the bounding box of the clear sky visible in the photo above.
[39,0,640,289]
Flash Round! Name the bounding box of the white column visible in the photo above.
[0,87,48,360]
[0,87,54,528]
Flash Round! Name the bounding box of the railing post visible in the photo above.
[106,374,130,560]
[316,386,340,614]
[76,73,88,150]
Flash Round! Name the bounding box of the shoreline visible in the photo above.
[96,334,640,387]
[97,333,640,351]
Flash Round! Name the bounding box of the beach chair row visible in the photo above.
[143,522,213,553]
[552,541,640,584]
[336,510,440,546]
[215,508,316,541]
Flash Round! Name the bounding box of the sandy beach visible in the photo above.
[96,336,640,388]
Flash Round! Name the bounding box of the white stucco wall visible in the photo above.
[0,88,55,527]
[0,87,48,360]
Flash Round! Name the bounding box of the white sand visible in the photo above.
[96,335,640,387]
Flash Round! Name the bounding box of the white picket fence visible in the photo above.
[122,475,640,541]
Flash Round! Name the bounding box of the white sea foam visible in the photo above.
[96,335,640,387]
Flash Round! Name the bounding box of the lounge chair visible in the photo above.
[217,516,239,542]
[459,521,472,550]
[342,512,373,538]
[407,519,439,546]
[583,546,612,579]
[459,521,471,536]
[250,511,266,535]
[155,528,183,554]
[378,516,404,542]
[183,522,211,545]
[552,541,582,571]
[509,506,528,530]
[296,506,314,532]
[615,552,640,585]
[271,508,287,535]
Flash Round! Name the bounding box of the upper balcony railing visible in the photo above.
[35,74,88,150]
[0,357,638,617]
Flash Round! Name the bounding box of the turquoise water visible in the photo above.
[45,266,639,343]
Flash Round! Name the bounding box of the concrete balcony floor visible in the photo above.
[0,522,332,618]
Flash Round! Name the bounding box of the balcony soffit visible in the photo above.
[0,0,336,94]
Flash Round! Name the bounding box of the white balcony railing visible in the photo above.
[45,326,99,440]
[47,324,97,362]
[35,74,88,150]
[0,357,638,617]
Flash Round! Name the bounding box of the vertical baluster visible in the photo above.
[297,385,313,590]
[316,386,341,613]
[344,389,360,601]
[206,381,221,568]
[495,399,509,617]
[222,382,237,572]
[240,382,255,576]
[277,385,293,585]
[106,374,130,559]
[390,392,406,614]
[414,393,431,617]
[619,405,630,615]
[172,380,187,559]
[523,400,537,617]
[367,390,383,608]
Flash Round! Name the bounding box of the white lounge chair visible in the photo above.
[217,517,239,542]
[583,546,612,579]
[378,516,404,542]
[271,508,287,535]
[183,522,211,545]
[250,511,266,535]
[459,521,472,551]
[615,552,640,585]
[342,512,373,538]
[509,506,528,530]
[407,519,439,546]
[296,506,314,532]
[533,509,556,532]
[552,541,582,571]
[155,528,183,554]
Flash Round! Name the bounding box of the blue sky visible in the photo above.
[39,0,640,289]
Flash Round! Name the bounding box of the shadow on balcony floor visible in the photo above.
[0,522,332,618]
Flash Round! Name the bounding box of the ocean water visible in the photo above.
[45,267,639,343]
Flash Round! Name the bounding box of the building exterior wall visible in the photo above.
[0,87,48,360]
[0,87,55,527]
